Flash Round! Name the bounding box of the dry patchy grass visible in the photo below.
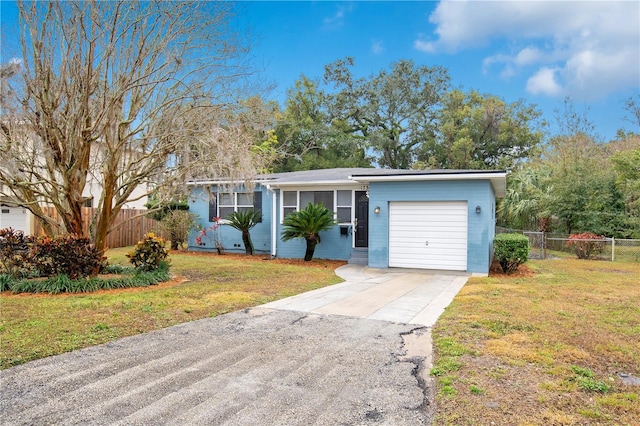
[0,249,344,369]
[432,258,640,425]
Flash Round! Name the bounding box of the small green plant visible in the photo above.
[126,233,169,271]
[571,365,611,393]
[494,233,530,274]
[281,203,336,261]
[571,365,594,378]
[469,385,485,395]
[577,377,611,393]
[430,357,462,376]
[226,209,262,255]
[566,233,605,259]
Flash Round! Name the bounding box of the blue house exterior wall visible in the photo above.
[187,185,274,254]
[187,184,354,260]
[367,180,495,275]
[187,176,498,272]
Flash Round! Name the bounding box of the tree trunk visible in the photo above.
[242,230,254,255]
[304,238,318,261]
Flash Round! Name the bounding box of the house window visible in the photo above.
[83,198,94,208]
[209,190,262,222]
[282,190,353,224]
[283,191,297,217]
[300,191,333,211]
[336,190,352,223]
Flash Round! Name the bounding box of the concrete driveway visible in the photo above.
[264,264,469,327]
[0,265,468,426]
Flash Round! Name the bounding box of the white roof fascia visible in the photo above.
[187,179,272,187]
[349,172,507,197]
[267,180,357,188]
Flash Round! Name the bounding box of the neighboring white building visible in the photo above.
[0,139,148,235]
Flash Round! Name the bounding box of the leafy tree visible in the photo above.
[610,144,640,237]
[417,90,545,170]
[227,209,262,255]
[322,57,450,169]
[145,199,190,222]
[273,76,370,172]
[542,132,629,236]
[497,166,551,231]
[0,1,272,262]
[281,203,336,261]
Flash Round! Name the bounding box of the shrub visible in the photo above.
[7,261,170,294]
[32,234,106,279]
[126,233,169,271]
[0,274,13,292]
[0,228,36,278]
[566,233,605,259]
[494,233,530,274]
[157,210,197,250]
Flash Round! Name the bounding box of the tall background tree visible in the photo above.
[323,57,449,169]
[273,58,544,172]
[417,89,545,170]
[273,76,371,172]
[0,1,274,253]
[497,98,639,238]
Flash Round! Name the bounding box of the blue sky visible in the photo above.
[240,1,640,141]
[2,1,639,141]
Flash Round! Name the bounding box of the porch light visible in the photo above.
[374,206,381,214]
[475,205,481,214]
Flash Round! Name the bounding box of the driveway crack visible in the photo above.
[397,327,434,418]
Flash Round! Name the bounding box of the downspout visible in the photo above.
[265,184,277,257]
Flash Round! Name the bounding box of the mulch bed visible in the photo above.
[171,250,348,269]
[489,260,535,278]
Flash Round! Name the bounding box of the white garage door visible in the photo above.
[389,201,468,271]
[0,205,29,233]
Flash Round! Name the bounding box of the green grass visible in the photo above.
[0,249,343,369]
[432,258,640,425]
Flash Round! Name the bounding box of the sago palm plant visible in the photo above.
[227,209,262,255]
[281,203,336,261]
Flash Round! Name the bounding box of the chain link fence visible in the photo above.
[496,227,640,262]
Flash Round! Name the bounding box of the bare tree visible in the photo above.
[0,1,274,256]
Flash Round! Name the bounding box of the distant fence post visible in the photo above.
[543,232,546,259]
[611,237,615,262]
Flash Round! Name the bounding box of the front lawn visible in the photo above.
[0,249,344,369]
[432,258,640,425]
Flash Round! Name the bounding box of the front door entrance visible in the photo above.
[355,191,369,248]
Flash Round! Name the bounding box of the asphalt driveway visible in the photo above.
[0,265,469,425]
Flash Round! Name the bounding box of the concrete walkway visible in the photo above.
[263,264,469,327]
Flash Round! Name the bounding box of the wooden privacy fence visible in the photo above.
[34,207,158,249]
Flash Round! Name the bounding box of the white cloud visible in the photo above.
[413,36,436,54]
[323,4,354,29]
[418,0,640,100]
[526,67,563,97]
[371,39,385,54]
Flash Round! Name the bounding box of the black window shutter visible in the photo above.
[253,191,263,222]
[209,191,217,222]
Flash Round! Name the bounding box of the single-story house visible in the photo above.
[187,168,506,276]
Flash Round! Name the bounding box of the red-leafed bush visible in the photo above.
[0,228,37,278]
[32,234,106,279]
[566,233,606,259]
